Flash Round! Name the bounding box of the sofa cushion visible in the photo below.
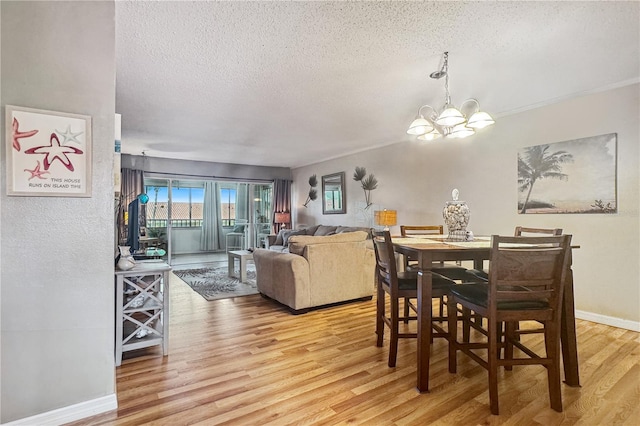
[313,225,338,236]
[288,231,368,255]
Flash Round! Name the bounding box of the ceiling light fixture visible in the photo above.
[407,52,495,141]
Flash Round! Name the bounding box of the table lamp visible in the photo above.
[274,212,291,229]
[374,209,397,231]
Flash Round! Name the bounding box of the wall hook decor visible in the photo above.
[353,166,378,209]
[303,174,318,208]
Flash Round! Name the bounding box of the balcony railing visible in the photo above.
[146,219,241,228]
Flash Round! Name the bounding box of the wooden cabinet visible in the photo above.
[114,261,171,366]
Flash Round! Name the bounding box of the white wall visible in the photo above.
[1,2,116,423]
[292,84,640,328]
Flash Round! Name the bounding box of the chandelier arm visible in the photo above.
[417,104,437,120]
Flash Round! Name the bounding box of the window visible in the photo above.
[144,181,205,228]
[171,185,204,227]
[220,186,237,227]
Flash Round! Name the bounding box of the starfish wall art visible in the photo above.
[5,105,92,197]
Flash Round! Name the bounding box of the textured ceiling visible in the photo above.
[116,1,640,168]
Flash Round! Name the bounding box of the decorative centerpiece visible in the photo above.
[443,188,470,237]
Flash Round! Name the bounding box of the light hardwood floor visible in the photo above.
[70,274,640,425]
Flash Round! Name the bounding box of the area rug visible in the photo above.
[173,264,258,301]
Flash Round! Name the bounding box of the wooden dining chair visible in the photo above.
[373,230,456,367]
[466,226,563,282]
[400,225,470,321]
[447,234,572,415]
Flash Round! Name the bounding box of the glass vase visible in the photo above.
[443,201,470,234]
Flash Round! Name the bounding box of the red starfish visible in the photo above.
[24,133,84,172]
[12,117,38,151]
[23,160,50,180]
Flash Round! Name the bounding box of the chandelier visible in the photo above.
[407,52,495,140]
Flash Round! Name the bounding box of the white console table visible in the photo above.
[114,260,171,366]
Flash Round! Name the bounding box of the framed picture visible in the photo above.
[5,105,92,197]
[518,133,617,214]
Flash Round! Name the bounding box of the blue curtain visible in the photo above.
[236,183,249,220]
[200,181,221,251]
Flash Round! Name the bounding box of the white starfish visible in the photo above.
[55,124,83,145]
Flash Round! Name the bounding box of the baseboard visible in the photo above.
[575,310,640,332]
[2,394,117,426]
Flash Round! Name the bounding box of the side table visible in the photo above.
[228,250,253,282]
[114,260,171,366]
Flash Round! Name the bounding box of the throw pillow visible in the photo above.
[232,225,245,233]
[314,225,338,236]
[282,229,306,245]
[274,229,287,246]
[304,225,320,235]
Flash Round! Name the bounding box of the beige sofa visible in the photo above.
[253,231,375,313]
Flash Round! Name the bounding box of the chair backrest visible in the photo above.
[487,235,572,314]
[400,225,443,237]
[514,226,563,236]
[373,231,399,292]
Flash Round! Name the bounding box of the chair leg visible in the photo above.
[462,307,471,342]
[375,281,384,347]
[439,296,445,322]
[403,298,410,324]
[388,295,399,367]
[504,321,516,371]
[488,319,500,415]
[544,321,563,412]
[447,295,458,373]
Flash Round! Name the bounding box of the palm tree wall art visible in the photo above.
[518,133,617,214]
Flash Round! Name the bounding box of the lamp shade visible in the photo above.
[435,105,466,127]
[417,128,442,141]
[374,209,397,227]
[448,124,475,139]
[407,117,434,135]
[466,111,495,129]
[274,212,291,225]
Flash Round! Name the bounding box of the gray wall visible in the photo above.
[1,2,116,423]
[292,84,640,327]
[121,154,291,181]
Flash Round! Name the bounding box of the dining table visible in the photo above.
[392,235,580,393]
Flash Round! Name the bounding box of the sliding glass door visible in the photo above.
[252,184,273,247]
[143,177,272,265]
